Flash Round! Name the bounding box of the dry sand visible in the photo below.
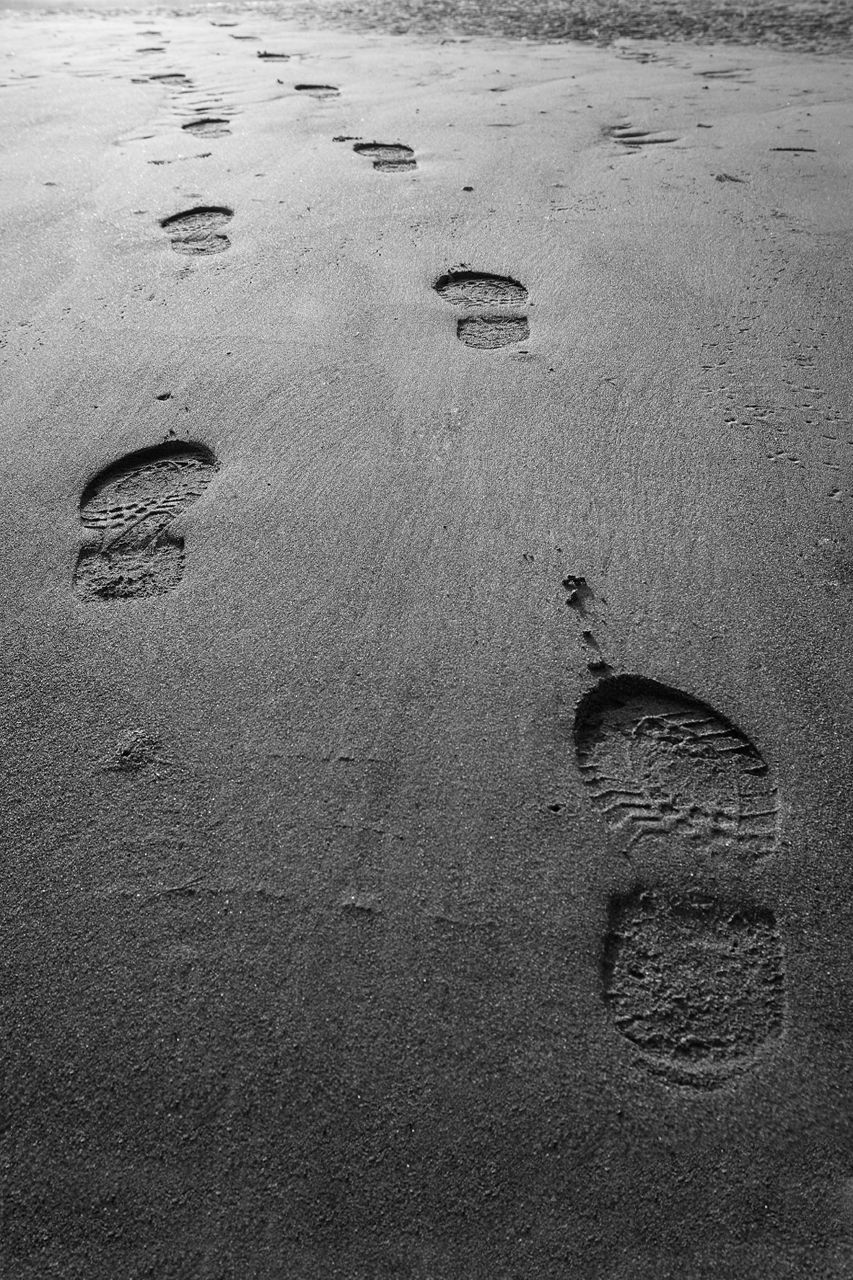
[1,8,852,1279]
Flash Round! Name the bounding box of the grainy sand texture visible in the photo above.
[1,5,852,1278]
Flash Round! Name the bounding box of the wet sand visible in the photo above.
[1,10,852,1278]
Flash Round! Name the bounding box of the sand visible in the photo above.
[1,7,852,1278]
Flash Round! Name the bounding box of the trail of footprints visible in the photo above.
[108,28,793,1096]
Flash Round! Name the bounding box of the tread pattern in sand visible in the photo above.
[434,270,530,350]
[160,205,233,254]
[575,675,778,860]
[353,141,416,171]
[75,443,218,601]
[609,122,679,147]
[295,83,340,98]
[603,889,784,1087]
[149,73,192,87]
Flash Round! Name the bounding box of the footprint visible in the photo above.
[159,206,233,255]
[456,315,529,349]
[149,73,192,87]
[602,888,785,1088]
[181,118,231,137]
[74,442,219,601]
[434,270,530,350]
[353,141,416,172]
[609,123,679,148]
[574,675,778,861]
[295,83,339,98]
[696,67,751,80]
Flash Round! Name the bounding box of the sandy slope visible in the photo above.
[1,12,852,1279]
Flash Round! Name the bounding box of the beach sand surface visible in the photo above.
[1,11,852,1278]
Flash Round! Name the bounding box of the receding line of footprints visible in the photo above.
[116,29,785,1092]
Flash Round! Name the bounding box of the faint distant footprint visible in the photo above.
[75,442,219,601]
[149,72,192,88]
[608,122,679,148]
[574,673,784,1088]
[182,118,231,138]
[295,83,339,98]
[602,888,784,1088]
[160,206,233,254]
[354,141,415,172]
[434,270,529,350]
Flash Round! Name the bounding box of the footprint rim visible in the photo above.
[181,118,231,134]
[294,83,340,95]
[456,314,530,349]
[434,268,529,307]
[79,439,218,511]
[159,204,233,231]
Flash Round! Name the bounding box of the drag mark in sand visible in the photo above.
[353,142,416,172]
[160,205,233,254]
[574,675,778,861]
[602,889,785,1088]
[434,270,530,350]
[75,443,219,601]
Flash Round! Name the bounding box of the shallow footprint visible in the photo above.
[434,270,529,350]
[75,442,219,601]
[353,141,415,172]
[602,888,784,1088]
[181,118,231,138]
[457,315,529,349]
[609,122,679,148]
[295,83,339,98]
[149,73,192,87]
[160,205,233,254]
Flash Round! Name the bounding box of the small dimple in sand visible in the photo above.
[160,205,233,255]
[603,889,785,1087]
[74,443,219,601]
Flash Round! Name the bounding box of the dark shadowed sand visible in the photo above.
[1,5,852,1278]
